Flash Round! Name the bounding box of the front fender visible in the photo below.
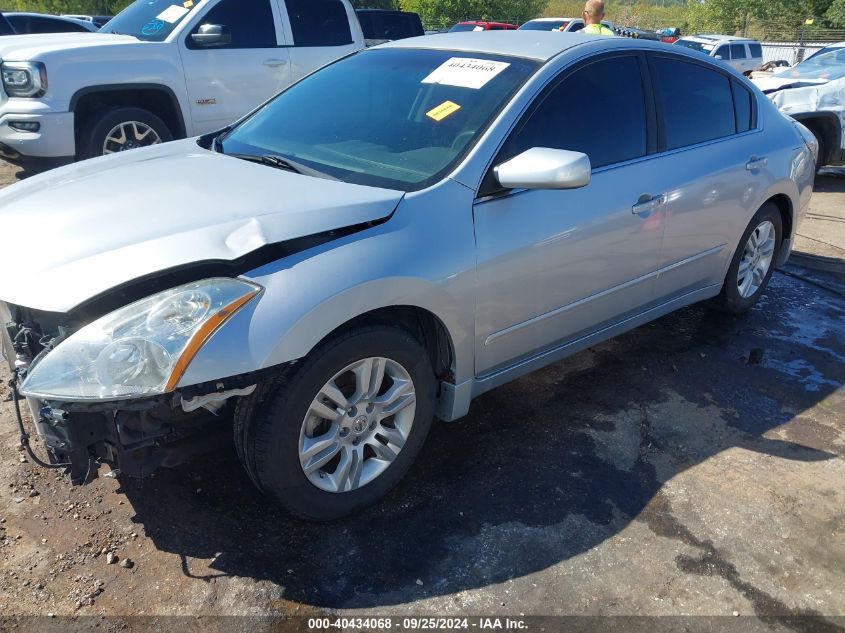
[177,179,478,388]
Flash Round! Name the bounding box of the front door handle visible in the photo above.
[632,193,666,215]
[746,156,768,171]
[263,58,288,67]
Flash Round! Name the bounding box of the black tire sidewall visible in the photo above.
[719,203,782,313]
[251,327,436,521]
[80,107,173,160]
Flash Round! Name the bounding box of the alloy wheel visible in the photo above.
[299,357,417,493]
[737,220,776,298]
[102,121,162,155]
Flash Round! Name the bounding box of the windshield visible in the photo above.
[100,0,198,41]
[675,40,714,54]
[219,49,538,192]
[520,20,569,31]
[786,48,845,80]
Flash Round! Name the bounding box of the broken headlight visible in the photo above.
[19,278,262,401]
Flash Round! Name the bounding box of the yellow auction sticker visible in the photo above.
[426,101,461,122]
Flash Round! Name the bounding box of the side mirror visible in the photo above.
[191,24,232,47]
[494,147,591,190]
[714,54,724,60]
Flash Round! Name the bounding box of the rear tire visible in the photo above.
[714,203,782,314]
[234,325,436,521]
[78,107,172,160]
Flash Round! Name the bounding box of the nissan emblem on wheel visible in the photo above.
[0,31,816,520]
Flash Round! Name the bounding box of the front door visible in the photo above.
[473,54,666,375]
[179,0,290,135]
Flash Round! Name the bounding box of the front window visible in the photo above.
[218,49,538,191]
[101,0,200,41]
[675,39,714,55]
[785,49,845,81]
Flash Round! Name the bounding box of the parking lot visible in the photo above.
[0,158,842,628]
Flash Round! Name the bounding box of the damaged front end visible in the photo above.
[2,278,264,485]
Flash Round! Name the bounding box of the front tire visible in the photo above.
[78,107,172,160]
[235,326,436,521]
[714,203,782,314]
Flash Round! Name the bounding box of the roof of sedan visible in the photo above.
[377,31,608,61]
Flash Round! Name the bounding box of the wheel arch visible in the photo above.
[791,111,842,165]
[311,305,456,382]
[764,192,793,244]
[70,84,188,141]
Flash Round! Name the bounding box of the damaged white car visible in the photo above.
[1,33,816,520]
[754,48,845,169]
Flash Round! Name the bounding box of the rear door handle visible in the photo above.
[746,156,768,171]
[632,194,666,215]
[263,58,288,67]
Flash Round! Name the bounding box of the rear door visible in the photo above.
[473,53,665,374]
[729,42,753,74]
[646,53,766,300]
[179,0,290,135]
[280,0,362,82]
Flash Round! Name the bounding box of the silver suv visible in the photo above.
[1,33,816,520]
[676,34,764,75]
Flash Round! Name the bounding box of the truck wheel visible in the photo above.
[234,326,436,521]
[79,107,172,159]
[714,203,782,315]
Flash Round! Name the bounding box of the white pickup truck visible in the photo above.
[0,0,364,165]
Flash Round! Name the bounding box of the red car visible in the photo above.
[449,20,518,32]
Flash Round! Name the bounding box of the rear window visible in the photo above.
[749,43,762,58]
[520,20,569,31]
[450,23,481,32]
[732,81,753,133]
[651,56,737,150]
[357,12,422,40]
[286,0,352,46]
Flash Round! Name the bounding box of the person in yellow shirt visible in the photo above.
[580,0,615,35]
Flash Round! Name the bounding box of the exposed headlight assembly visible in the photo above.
[1,62,47,98]
[20,278,262,402]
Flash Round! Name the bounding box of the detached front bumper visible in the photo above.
[0,102,75,162]
[10,375,238,485]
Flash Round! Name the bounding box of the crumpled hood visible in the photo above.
[754,75,845,117]
[0,33,137,61]
[0,139,404,312]
[752,74,830,94]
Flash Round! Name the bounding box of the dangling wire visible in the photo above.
[9,369,71,470]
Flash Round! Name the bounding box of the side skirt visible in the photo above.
[436,284,722,422]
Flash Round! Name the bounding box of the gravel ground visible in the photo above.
[0,161,843,631]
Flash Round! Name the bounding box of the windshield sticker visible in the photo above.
[426,100,462,122]
[183,0,194,7]
[141,20,165,36]
[156,5,190,23]
[422,58,511,90]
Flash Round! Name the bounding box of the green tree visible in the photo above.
[683,0,836,36]
[827,0,845,26]
[403,0,549,28]
[352,0,397,8]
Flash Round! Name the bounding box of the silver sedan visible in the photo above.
[0,32,817,520]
